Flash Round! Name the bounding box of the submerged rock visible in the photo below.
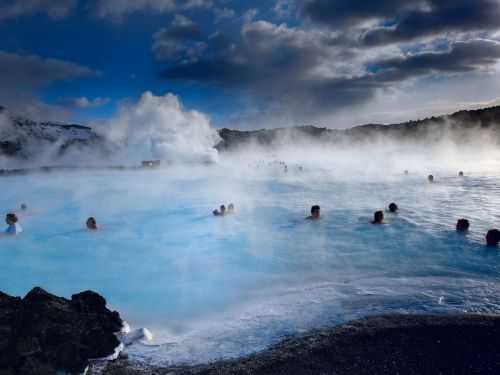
[0,287,122,375]
[94,314,500,375]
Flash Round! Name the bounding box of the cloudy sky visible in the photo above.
[1,0,500,128]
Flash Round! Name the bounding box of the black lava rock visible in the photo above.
[0,287,123,375]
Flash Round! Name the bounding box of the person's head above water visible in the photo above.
[220,205,226,214]
[456,219,470,232]
[372,211,384,224]
[20,203,27,211]
[486,229,500,246]
[428,175,434,183]
[388,203,399,213]
[228,203,234,213]
[310,205,321,220]
[458,171,464,177]
[6,213,18,225]
[86,217,98,231]
[404,170,409,175]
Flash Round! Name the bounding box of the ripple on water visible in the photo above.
[1,168,500,365]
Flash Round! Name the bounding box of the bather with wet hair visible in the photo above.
[372,211,384,224]
[86,217,98,231]
[456,219,470,232]
[4,213,23,235]
[306,205,321,220]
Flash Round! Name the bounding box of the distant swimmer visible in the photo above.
[486,229,500,246]
[227,203,235,214]
[404,170,409,175]
[213,205,226,217]
[20,203,27,211]
[372,211,384,224]
[458,171,464,177]
[306,205,321,220]
[456,219,470,232]
[428,175,434,183]
[4,213,22,235]
[86,217,98,231]
[388,203,399,213]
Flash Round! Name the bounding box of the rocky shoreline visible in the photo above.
[2,288,500,374]
[92,314,500,375]
[0,288,123,375]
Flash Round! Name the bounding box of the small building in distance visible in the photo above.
[142,160,161,169]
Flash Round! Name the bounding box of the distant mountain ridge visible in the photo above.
[216,106,500,150]
[0,106,104,159]
[1,105,500,161]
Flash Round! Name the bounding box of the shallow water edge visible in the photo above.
[92,313,500,375]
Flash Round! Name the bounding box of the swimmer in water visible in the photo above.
[428,175,434,183]
[213,205,226,217]
[20,203,27,211]
[372,211,384,224]
[86,217,98,231]
[456,219,470,232]
[306,205,321,220]
[486,229,500,247]
[3,213,23,235]
[404,170,409,175]
[458,171,464,177]
[227,203,235,214]
[388,203,399,213]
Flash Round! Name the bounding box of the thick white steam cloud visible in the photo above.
[101,92,221,164]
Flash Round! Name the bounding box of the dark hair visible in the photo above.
[311,205,320,214]
[6,213,18,223]
[456,219,470,232]
[311,204,321,214]
[486,229,500,246]
[20,203,27,210]
[388,203,398,212]
[86,217,97,229]
[373,211,384,223]
[428,174,434,181]
[458,171,464,177]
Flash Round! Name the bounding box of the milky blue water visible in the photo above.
[2,164,500,365]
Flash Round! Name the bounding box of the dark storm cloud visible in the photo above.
[302,0,500,45]
[301,0,423,27]
[161,21,330,95]
[0,51,99,119]
[373,39,500,82]
[94,0,213,18]
[161,14,500,117]
[362,0,500,46]
[0,0,77,21]
[153,15,204,60]
[0,51,98,89]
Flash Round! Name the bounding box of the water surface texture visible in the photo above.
[2,164,500,365]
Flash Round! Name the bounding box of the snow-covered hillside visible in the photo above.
[0,109,97,143]
[0,106,105,162]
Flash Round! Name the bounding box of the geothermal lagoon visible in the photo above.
[2,158,500,366]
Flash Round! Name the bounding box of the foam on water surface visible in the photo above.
[2,163,500,365]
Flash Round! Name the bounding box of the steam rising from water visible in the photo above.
[3,92,500,365]
[2,167,500,366]
[100,92,220,164]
